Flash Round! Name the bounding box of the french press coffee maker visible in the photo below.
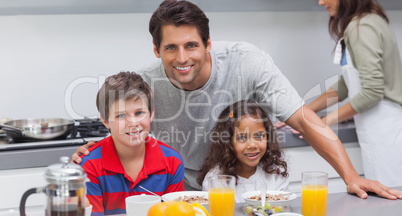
[20,156,88,216]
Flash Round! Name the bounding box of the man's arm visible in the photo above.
[285,105,402,199]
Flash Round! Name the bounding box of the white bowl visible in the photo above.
[273,213,303,216]
[125,194,161,216]
[241,190,297,207]
[85,205,92,215]
[162,191,209,204]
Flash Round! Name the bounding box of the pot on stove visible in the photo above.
[0,118,74,141]
[19,156,88,216]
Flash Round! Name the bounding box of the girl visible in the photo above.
[197,100,289,202]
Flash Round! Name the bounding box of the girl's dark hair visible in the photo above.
[197,100,288,185]
[329,0,388,43]
[149,0,210,53]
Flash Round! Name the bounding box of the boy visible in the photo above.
[80,72,184,215]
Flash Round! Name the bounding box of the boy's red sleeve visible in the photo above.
[165,154,185,192]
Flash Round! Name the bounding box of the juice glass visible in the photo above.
[208,175,235,216]
[302,171,328,216]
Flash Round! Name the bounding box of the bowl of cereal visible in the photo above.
[241,190,297,207]
[162,191,209,205]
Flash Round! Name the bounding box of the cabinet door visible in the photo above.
[285,142,363,195]
[0,167,47,210]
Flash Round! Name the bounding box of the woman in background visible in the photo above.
[278,0,402,186]
[315,0,402,186]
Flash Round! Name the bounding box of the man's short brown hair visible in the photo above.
[149,0,210,53]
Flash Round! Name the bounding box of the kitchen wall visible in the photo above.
[1,10,402,120]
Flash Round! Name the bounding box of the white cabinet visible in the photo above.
[284,142,364,196]
[0,167,47,211]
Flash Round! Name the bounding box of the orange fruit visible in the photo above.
[165,201,195,216]
[147,201,174,216]
[191,202,209,216]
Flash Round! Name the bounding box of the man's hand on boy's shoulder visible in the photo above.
[71,140,96,164]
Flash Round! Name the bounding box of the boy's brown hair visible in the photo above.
[96,72,153,121]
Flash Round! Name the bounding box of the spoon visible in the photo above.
[260,182,267,207]
[139,185,169,202]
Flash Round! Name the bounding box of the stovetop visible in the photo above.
[70,118,109,139]
[0,119,110,170]
[0,118,109,151]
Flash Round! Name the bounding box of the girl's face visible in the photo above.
[232,116,267,177]
[318,0,339,16]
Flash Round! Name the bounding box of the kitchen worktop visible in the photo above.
[276,120,358,148]
[235,186,402,216]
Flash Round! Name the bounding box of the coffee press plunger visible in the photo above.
[20,156,87,216]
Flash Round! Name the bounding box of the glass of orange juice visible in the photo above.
[208,175,235,216]
[302,171,328,216]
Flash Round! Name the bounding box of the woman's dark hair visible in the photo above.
[329,0,388,43]
[197,100,288,185]
[149,0,210,53]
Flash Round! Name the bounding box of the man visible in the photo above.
[73,0,401,199]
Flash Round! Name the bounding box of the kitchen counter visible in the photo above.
[277,119,363,195]
[235,186,402,216]
[276,120,358,148]
[0,137,103,170]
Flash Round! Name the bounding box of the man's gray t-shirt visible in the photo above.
[137,41,303,189]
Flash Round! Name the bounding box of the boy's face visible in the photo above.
[101,97,154,148]
[153,24,212,91]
